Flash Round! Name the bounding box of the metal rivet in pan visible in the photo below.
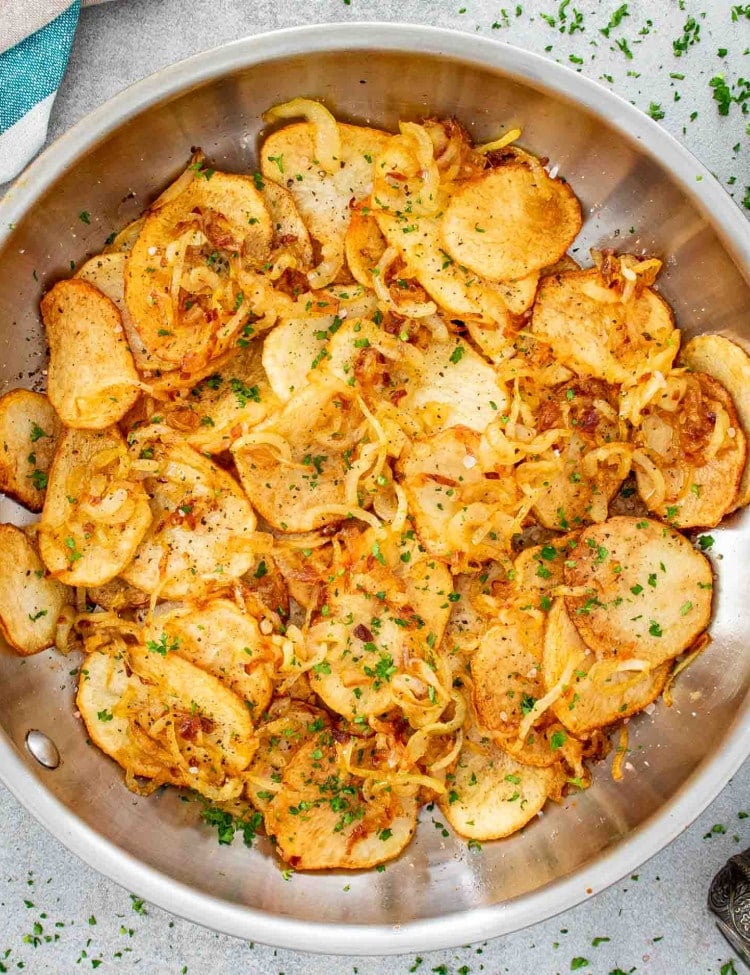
[25,730,60,770]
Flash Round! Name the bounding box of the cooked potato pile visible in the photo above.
[2,100,748,872]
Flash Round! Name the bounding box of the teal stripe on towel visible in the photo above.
[0,2,81,133]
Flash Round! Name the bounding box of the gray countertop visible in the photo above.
[1,1,748,972]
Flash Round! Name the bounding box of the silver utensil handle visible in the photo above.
[709,849,750,968]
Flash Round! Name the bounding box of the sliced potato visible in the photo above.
[543,598,669,735]
[634,371,746,528]
[441,162,581,281]
[397,426,522,563]
[0,524,71,655]
[103,216,145,255]
[263,737,418,869]
[232,381,374,533]
[147,598,274,715]
[125,171,272,371]
[76,252,161,376]
[376,211,513,330]
[439,735,556,840]
[41,279,141,429]
[532,378,631,530]
[680,334,750,511]
[471,613,546,738]
[531,266,678,384]
[403,336,508,434]
[512,532,579,595]
[122,441,256,598]
[39,427,152,587]
[260,121,390,285]
[0,390,61,511]
[564,516,713,667]
[261,180,314,268]
[245,699,330,810]
[78,644,256,798]
[161,339,280,454]
[495,272,540,316]
[344,210,387,288]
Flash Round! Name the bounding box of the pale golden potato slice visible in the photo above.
[78,644,256,799]
[309,591,420,722]
[232,381,376,533]
[122,441,256,598]
[344,210,387,288]
[41,279,141,429]
[0,524,71,655]
[376,210,514,331]
[260,121,390,286]
[633,371,746,528]
[512,533,579,595]
[564,516,713,667]
[245,699,330,810]
[0,390,61,512]
[263,737,418,869]
[471,613,546,739]
[532,378,631,530]
[159,339,280,454]
[397,426,523,564]
[125,171,272,372]
[543,598,669,735]
[77,650,169,782]
[39,427,152,587]
[403,337,508,434]
[531,265,678,384]
[495,272,540,315]
[439,735,556,840]
[147,598,274,715]
[441,162,581,282]
[103,216,145,255]
[261,180,314,268]
[680,334,750,510]
[76,252,162,376]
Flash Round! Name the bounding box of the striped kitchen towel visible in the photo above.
[0,1,82,184]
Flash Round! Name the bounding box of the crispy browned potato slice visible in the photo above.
[147,598,274,715]
[633,371,747,528]
[344,210,387,288]
[532,378,631,529]
[441,162,582,281]
[77,651,171,782]
[439,734,558,840]
[260,121,390,286]
[39,427,152,587]
[125,171,272,371]
[564,516,713,667]
[680,334,750,510]
[0,524,71,655]
[543,598,669,735]
[261,180,314,269]
[41,279,141,429]
[0,390,61,512]
[263,737,418,869]
[245,699,330,811]
[531,266,678,384]
[495,272,540,315]
[122,441,256,598]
